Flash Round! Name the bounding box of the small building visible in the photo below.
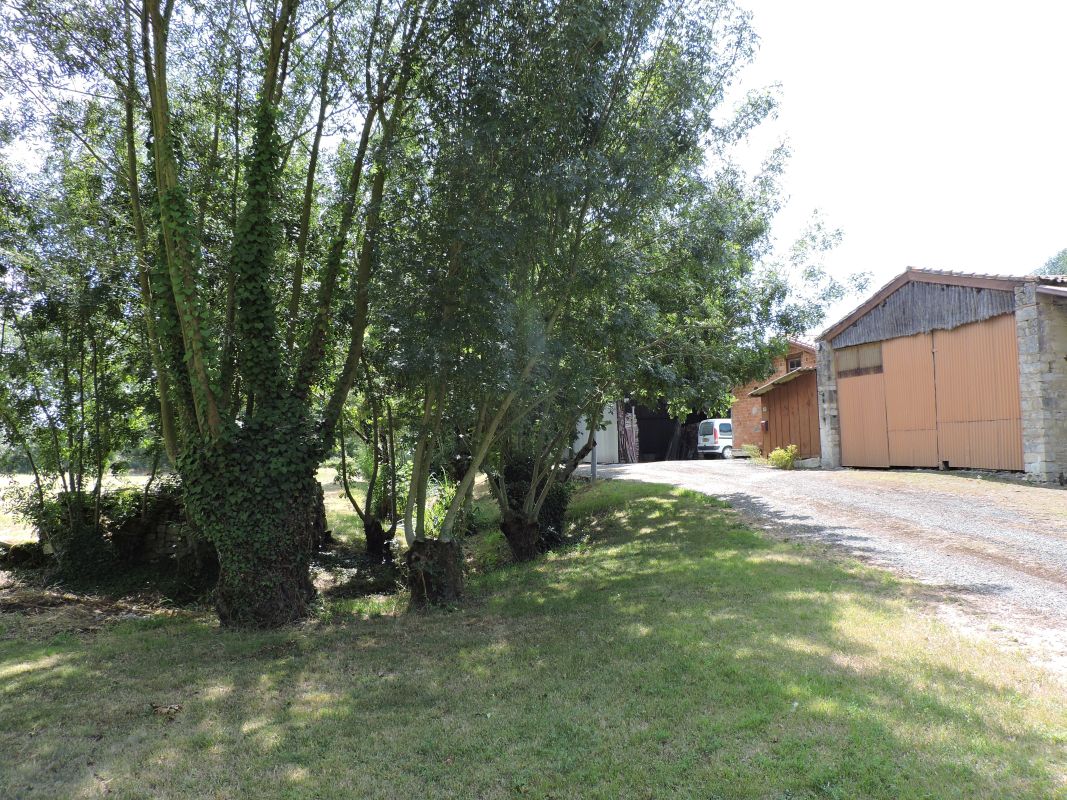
[575,404,620,464]
[731,340,821,459]
[816,268,1067,483]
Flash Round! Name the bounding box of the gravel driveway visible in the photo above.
[587,459,1067,675]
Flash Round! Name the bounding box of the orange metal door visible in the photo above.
[932,314,1023,471]
[838,372,890,467]
[882,333,939,467]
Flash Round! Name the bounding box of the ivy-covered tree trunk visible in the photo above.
[183,410,319,628]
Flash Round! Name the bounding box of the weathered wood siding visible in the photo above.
[763,371,821,459]
[831,282,1015,349]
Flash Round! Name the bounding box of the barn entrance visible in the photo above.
[749,369,821,459]
[836,314,1023,470]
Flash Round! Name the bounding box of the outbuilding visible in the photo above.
[816,268,1067,483]
[731,340,820,459]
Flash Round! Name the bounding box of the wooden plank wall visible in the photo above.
[831,282,1015,349]
[764,372,821,458]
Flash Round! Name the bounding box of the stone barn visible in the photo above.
[816,268,1067,483]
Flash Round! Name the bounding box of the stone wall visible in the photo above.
[1015,284,1067,484]
[816,342,841,468]
[730,347,816,455]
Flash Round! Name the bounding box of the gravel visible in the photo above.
[586,459,1067,675]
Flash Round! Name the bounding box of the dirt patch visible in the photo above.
[0,582,183,638]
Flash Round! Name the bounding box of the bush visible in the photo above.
[767,444,800,470]
[741,444,762,459]
[426,475,458,538]
[0,540,48,568]
[8,476,214,587]
[17,491,116,579]
[107,476,185,563]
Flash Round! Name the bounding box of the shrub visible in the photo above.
[536,480,573,550]
[17,491,116,579]
[0,540,48,568]
[741,444,762,459]
[768,444,800,470]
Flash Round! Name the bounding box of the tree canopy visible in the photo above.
[0,0,846,626]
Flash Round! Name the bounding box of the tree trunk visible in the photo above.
[363,516,393,563]
[210,475,319,628]
[500,510,540,562]
[183,415,320,629]
[405,539,463,608]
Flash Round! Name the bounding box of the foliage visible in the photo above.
[741,443,763,459]
[1036,248,1067,276]
[494,449,574,553]
[0,0,854,618]
[768,443,800,470]
[424,475,458,540]
[12,491,114,579]
[5,469,201,580]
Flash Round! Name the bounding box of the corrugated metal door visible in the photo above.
[932,314,1023,470]
[838,371,890,467]
[764,372,821,458]
[883,333,939,467]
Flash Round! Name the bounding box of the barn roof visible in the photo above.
[818,267,1045,344]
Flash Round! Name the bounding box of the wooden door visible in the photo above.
[764,372,821,458]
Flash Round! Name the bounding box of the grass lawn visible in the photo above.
[1,480,1064,799]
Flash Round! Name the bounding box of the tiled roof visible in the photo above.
[786,336,816,352]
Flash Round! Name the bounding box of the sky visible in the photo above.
[727,0,1067,331]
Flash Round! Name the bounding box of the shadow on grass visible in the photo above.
[0,482,1062,799]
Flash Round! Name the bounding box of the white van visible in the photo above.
[696,418,733,459]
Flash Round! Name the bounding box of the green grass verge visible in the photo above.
[1,480,1064,799]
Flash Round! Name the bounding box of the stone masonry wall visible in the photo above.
[730,347,817,455]
[1015,284,1067,484]
[816,342,841,468]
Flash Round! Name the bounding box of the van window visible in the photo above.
[698,421,714,435]
[718,422,732,435]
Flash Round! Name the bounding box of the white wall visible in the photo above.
[574,404,619,464]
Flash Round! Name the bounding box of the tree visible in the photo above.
[1,0,445,625]
[1037,248,1067,276]
[1,0,849,615]
[0,148,159,567]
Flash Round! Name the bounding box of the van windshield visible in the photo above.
[698,421,714,435]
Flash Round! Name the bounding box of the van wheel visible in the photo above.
[721,447,733,459]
